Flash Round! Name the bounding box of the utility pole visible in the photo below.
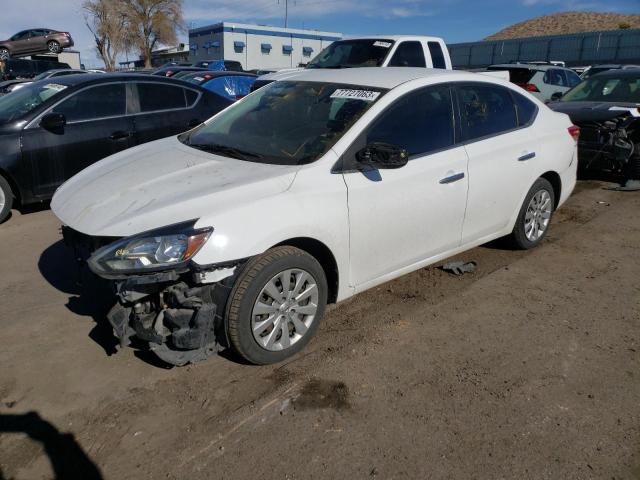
[278,0,289,28]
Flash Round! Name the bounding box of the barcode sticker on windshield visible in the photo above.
[331,89,381,102]
[44,83,67,92]
[373,41,392,48]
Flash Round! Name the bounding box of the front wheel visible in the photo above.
[47,41,61,53]
[510,177,555,249]
[0,176,14,224]
[0,48,9,61]
[226,246,328,365]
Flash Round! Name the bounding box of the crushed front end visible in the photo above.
[62,222,243,366]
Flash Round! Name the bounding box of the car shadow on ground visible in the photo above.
[38,240,119,357]
[0,412,103,480]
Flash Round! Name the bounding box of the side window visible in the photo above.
[185,89,199,107]
[427,41,446,69]
[457,84,518,141]
[511,91,538,127]
[137,83,186,112]
[388,41,426,68]
[565,70,581,88]
[367,85,454,156]
[51,84,126,122]
[544,69,566,87]
[11,31,30,41]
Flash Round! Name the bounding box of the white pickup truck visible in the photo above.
[252,36,452,90]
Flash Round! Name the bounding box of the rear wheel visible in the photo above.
[0,176,14,224]
[0,48,9,61]
[510,177,555,249]
[47,41,61,53]
[226,246,328,365]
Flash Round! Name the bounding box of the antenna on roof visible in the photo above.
[277,0,297,28]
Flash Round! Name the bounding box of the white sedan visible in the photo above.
[52,67,578,366]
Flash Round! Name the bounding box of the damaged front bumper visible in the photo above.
[62,226,243,366]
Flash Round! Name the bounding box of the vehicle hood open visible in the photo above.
[51,136,299,237]
[549,101,640,123]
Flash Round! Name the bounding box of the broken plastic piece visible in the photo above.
[440,261,477,276]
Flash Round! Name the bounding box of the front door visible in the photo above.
[21,83,134,197]
[343,85,469,289]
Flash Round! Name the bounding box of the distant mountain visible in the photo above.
[485,11,640,41]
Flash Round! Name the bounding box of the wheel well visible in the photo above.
[541,171,561,209]
[0,169,21,206]
[275,237,339,304]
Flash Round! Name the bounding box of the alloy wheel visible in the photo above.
[0,49,9,60]
[47,41,60,53]
[251,268,319,351]
[0,186,5,211]
[524,189,552,242]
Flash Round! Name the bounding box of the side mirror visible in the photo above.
[40,112,66,131]
[550,91,564,102]
[356,142,409,170]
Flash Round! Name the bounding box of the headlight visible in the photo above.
[88,221,212,276]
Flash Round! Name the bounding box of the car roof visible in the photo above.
[341,35,444,42]
[186,70,257,78]
[270,67,491,89]
[30,73,199,87]
[489,63,570,71]
[590,68,640,78]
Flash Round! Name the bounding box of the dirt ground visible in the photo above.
[0,180,638,480]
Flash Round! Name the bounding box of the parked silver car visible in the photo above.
[487,63,582,103]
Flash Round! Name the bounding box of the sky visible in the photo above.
[1,0,638,68]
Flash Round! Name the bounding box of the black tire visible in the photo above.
[226,246,328,365]
[510,177,555,250]
[0,47,9,61]
[47,41,60,53]
[0,175,14,224]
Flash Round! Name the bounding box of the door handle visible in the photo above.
[518,152,536,162]
[109,131,132,141]
[439,172,465,184]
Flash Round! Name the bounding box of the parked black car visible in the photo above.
[549,69,640,188]
[1,58,71,80]
[194,60,243,72]
[0,69,88,96]
[0,74,233,222]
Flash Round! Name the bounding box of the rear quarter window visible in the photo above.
[427,42,446,69]
[511,91,538,126]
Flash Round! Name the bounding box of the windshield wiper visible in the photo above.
[187,143,263,161]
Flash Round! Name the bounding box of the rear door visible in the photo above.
[21,82,134,197]
[455,83,538,243]
[343,84,469,288]
[130,82,205,144]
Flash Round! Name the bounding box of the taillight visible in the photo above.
[568,125,580,142]
[524,84,540,92]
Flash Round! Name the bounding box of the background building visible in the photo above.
[188,22,342,71]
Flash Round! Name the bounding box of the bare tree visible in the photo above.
[125,0,184,69]
[83,0,129,71]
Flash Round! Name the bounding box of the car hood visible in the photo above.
[51,136,299,237]
[548,101,640,123]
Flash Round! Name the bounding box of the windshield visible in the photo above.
[181,81,386,165]
[307,39,395,69]
[0,81,67,123]
[562,75,640,103]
